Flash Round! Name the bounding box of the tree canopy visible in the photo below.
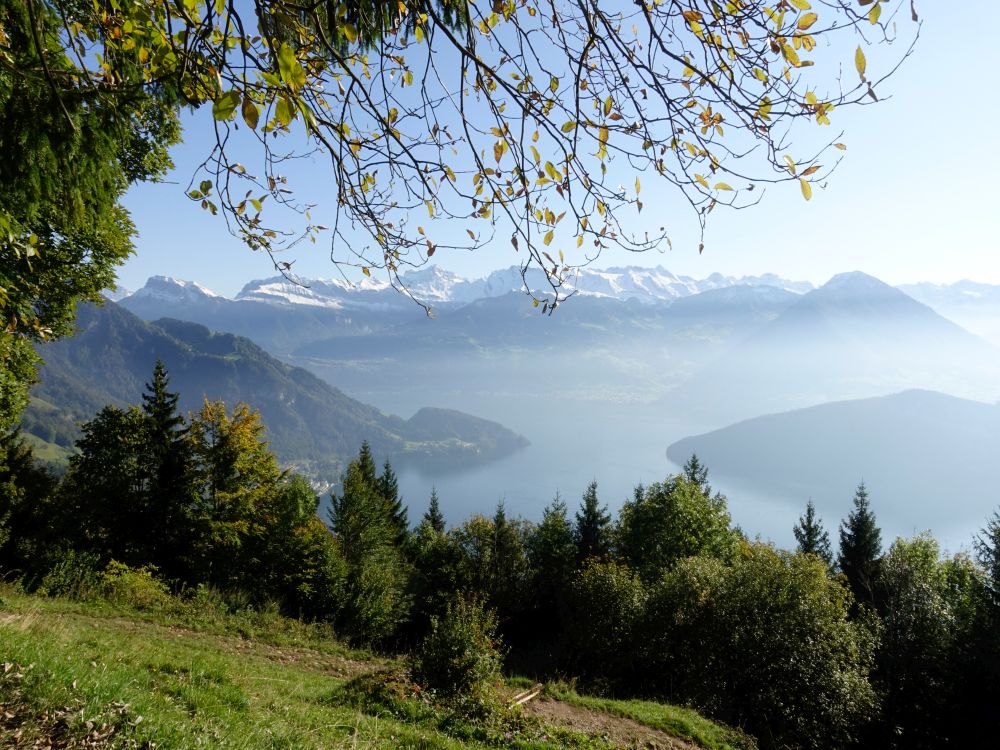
[2,0,920,310]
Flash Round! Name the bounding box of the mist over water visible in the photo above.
[110,268,1000,554]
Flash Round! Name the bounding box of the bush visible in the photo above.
[34,549,102,600]
[646,543,878,750]
[566,560,648,682]
[100,561,172,611]
[409,597,503,711]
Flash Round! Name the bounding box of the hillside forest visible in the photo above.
[2,363,999,750]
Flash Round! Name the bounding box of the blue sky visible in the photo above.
[118,2,998,297]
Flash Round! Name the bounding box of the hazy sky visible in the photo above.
[117,2,998,297]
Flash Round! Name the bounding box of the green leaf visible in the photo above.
[277,43,306,91]
[276,96,295,127]
[212,90,240,121]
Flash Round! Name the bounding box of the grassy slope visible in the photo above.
[0,592,738,750]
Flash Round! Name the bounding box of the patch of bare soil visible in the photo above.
[523,697,701,750]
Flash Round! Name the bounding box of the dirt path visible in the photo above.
[523,697,702,750]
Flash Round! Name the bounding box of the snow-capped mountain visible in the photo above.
[128,275,223,303]
[227,264,814,309]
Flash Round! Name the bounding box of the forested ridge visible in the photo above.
[2,364,998,750]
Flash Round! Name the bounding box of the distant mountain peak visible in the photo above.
[132,275,225,301]
[821,270,891,291]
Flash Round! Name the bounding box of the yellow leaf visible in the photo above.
[800,179,812,201]
[695,174,709,189]
[868,4,881,24]
[426,200,434,217]
[635,177,641,194]
[561,121,577,133]
[714,182,733,191]
[797,12,818,30]
[604,96,612,117]
[342,24,358,44]
[543,230,554,246]
[855,46,867,82]
[790,0,811,9]
[834,142,847,151]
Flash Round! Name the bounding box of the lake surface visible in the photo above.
[303,361,987,556]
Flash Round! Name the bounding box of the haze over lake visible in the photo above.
[36,264,994,555]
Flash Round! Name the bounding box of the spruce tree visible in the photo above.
[377,458,408,544]
[574,481,611,563]
[329,457,408,642]
[838,481,882,611]
[527,495,577,646]
[794,499,833,566]
[424,487,446,534]
[356,441,378,486]
[683,453,712,497]
[140,361,193,574]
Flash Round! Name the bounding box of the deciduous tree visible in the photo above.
[2,0,919,311]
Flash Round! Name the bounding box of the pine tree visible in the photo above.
[794,499,833,566]
[527,495,577,646]
[377,458,408,544]
[423,487,446,534]
[838,481,882,611]
[329,456,409,642]
[139,360,193,574]
[575,481,611,563]
[683,453,712,497]
[356,441,378,486]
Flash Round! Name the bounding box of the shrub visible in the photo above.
[647,543,878,750]
[409,597,503,711]
[100,561,172,611]
[566,560,648,681]
[34,549,102,600]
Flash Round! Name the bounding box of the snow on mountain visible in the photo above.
[129,275,224,303]
[127,265,814,310]
[102,286,132,302]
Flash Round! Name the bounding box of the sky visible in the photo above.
[117,2,1000,298]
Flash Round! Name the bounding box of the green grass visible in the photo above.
[0,589,743,749]
[545,684,757,750]
[0,591,488,749]
[19,432,75,465]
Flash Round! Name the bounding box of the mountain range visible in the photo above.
[23,301,528,479]
[664,271,1000,424]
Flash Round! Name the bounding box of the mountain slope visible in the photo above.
[21,302,527,477]
[899,280,1000,346]
[666,389,1000,545]
[666,272,1000,423]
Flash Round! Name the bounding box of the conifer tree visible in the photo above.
[423,487,446,534]
[683,453,712,497]
[528,495,577,647]
[575,481,611,564]
[377,458,408,544]
[838,481,882,611]
[140,360,193,574]
[356,441,378,487]
[329,455,408,642]
[794,499,833,567]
